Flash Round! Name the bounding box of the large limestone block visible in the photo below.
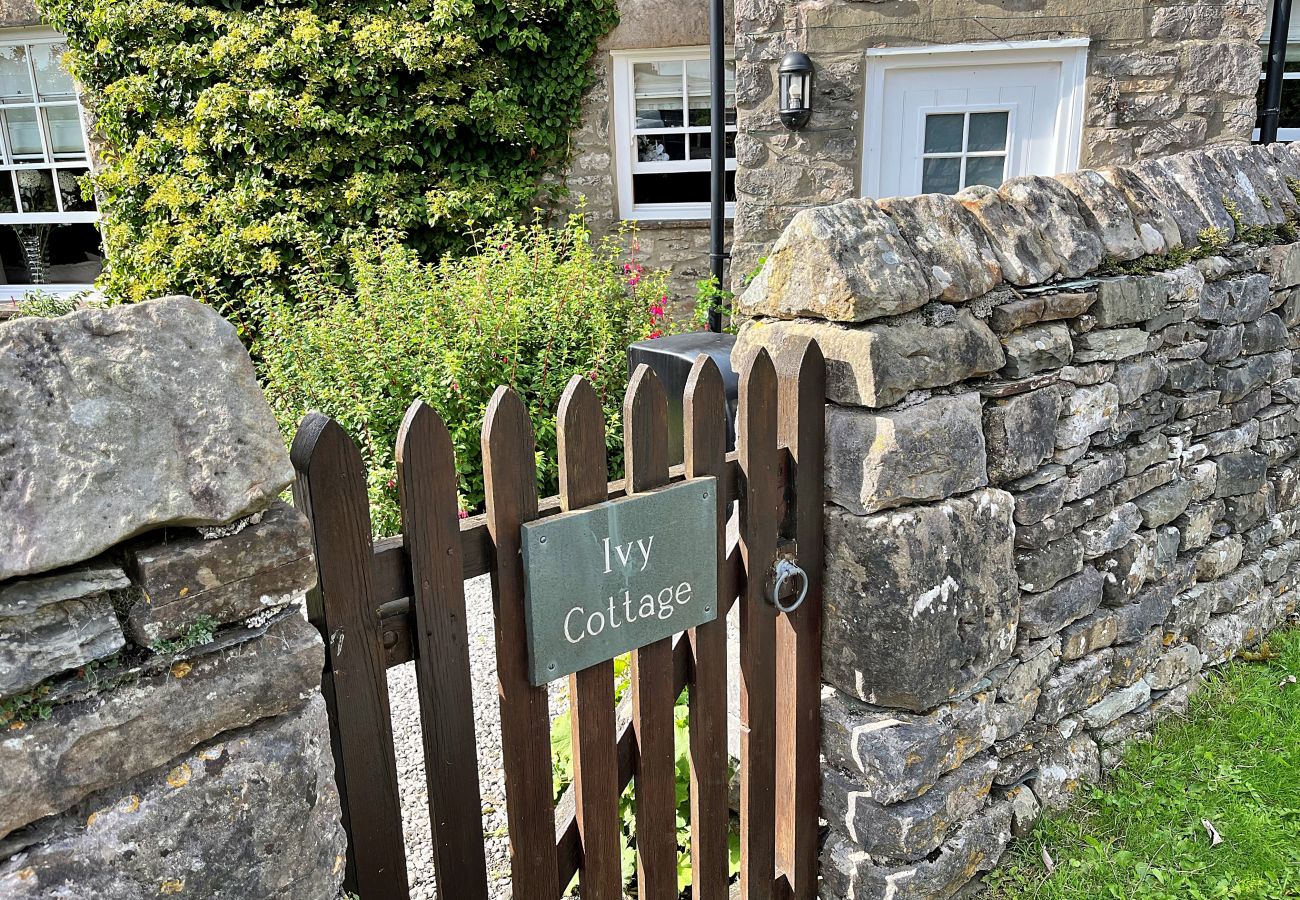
[733,313,1003,408]
[824,489,1018,712]
[0,697,345,900]
[1206,145,1296,223]
[736,197,930,322]
[0,297,293,581]
[0,613,323,838]
[999,175,1105,278]
[826,394,987,515]
[956,184,1059,285]
[984,386,1062,484]
[820,802,1012,900]
[119,501,316,644]
[878,193,1003,302]
[1136,155,1236,242]
[1054,169,1145,261]
[1128,159,1218,247]
[1096,165,1183,255]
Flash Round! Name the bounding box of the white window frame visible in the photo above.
[1253,51,1300,143]
[610,47,737,222]
[860,38,1089,199]
[915,104,1018,194]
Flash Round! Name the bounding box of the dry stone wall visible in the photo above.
[0,297,346,899]
[734,143,1300,899]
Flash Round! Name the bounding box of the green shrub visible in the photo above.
[42,0,619,322]
[257,216,667,535]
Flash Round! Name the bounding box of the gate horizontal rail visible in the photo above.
[292,341,824,900]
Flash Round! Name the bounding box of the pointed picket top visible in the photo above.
[482,385,539,539]
[396,399,453,470]
[558,375,608,511]
[624,363,670,495]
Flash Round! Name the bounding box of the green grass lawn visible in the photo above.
[986,628,1300,900]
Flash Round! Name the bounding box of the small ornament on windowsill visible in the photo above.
[638,138,671,163]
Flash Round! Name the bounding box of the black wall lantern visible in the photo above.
[778,51,814,130]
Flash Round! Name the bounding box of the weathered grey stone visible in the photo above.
[737,198,930,322]
[1006,784,1042,839]
[1000,636,1061,700]
[0,297,294,581]
[0,591,124,701]
[820,803,1012,900]
[1059,608,1119,661]
[1000,323,1073,378]
[1097,165,1183,255]
[1065,453,1126,503]
[1110,628,1164,687]
[1147,642,1203,691]
[1214,450,1267,498]
[1074,328,1154,365]
[1000,176,1105,277]
[1200,274,1273,325]
[879,193,1003,303]
[1016,534,1084,594]
[1019,566,1105,640]
[984,387,1061,484]
[1195,602,1270,665]
[1112,357,1168,405]
[118,501,315,645]
[1128,159,1217,246]
[1263,242,1300,289]
[826,395,987,515]
[1096,532,1155,605]
[1203,421,1259,457]
[0,697,345,900]
[824,756,997,861]
[1195,535,1247,581]
[1142,154,1237,240]
[1056,383,1121,449]
[0,614,323,838]
[956,184,1058,286]
[1115,578,1181,644]
[1081,679,1150,729]
[732,313,1004,408]
[1242,312,1289,354]
[1079,502,1143,558]
[1037,650,1113,724]
[1176,500,1224,551]
[1055,170,1145,261]
[1113,460,1176,505]
[1216,352,1288,403]
[1091,276,1169,328]
[0,563,130,619]
[822,689,997,806]
[1203,324,1244,365]
[988,292,1094,333]
[1134,479,1194,529]
[824,490,1017,712]
[1032,733,1101,810]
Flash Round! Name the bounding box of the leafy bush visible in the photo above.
[43,0,619,320]
[257,216,667,535]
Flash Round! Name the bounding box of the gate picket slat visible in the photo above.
[557,377,622,900]
[738,350,781,900]
[774,340,825,900]
[482,387,561,900]
[683,357,730,900]
[395,401,490,900]
[290,413,410,898]
[624,365,679,900]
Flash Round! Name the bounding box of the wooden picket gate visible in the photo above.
[290,338,825,900]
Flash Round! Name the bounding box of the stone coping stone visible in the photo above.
[0,613,323,839]
[0,697,345,900]
[877,193,1002,303]
[0,297,293,581]
[119,500,316,645]
[0,594,124,702]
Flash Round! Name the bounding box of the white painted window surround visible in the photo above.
[861,39,1090,200]
[610,48,737,221]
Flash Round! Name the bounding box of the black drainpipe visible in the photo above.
[1262,0,1293,143]
[708,0,727,332]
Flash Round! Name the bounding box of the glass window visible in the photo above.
[619,51,737,216]
[0,35,103,289]
[920,109,1011,195]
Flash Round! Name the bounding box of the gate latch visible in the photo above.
[770,558,809,613]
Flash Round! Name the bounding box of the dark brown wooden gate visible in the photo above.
[291,339,824,900]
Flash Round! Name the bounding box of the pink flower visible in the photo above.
[458,510,469,520]
[648,328,663,339]
[386,478,396,489]
[650,304,665,319]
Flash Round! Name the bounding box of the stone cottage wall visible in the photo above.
[731,0,1270,287]
[0,297,346,899]
[734,143,1300,899]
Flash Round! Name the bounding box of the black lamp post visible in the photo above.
[778,51,814,130]
[1262,0,1293,143]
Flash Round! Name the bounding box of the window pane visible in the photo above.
[685,60,738,127]
[633,169,735,206]
[638,133,685,162]
[636,95,683,129]
[57,167,93,211]
[0,178,15,214]
[46,106,85,157]
[33,44,75,99]
[6,107,44,160]
[0,222,103,285]
[921,156,961,194]
[634,61,682,98]
[686,59,710,98]
[688,131,737,161]
[924,114,964,154]
[965,155,1006,189]
[15,167,56,212]
[968,112,1009,152]
[0,46,30,102]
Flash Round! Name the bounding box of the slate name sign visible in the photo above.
[520,478,719,685]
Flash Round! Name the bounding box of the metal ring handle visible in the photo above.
[771,559,809,613]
